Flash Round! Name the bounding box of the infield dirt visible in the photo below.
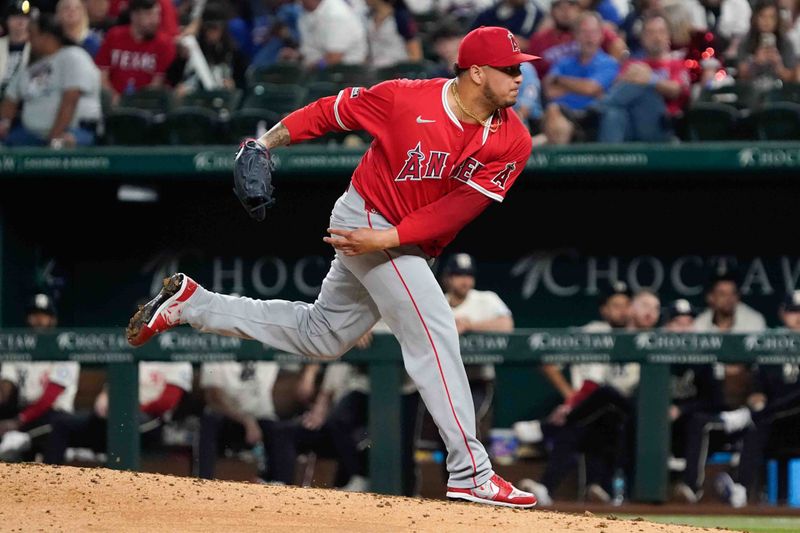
[0,462,731,532]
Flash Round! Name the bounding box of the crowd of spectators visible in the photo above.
[2,259,800,509]
[1,0,799,147]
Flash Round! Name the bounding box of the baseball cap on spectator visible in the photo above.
[782,290,800,312]
[598,280,632,306]
[443,253,476,277]
[5,0,32,18]
[26,293,57,317]
[457,26,540,68]
[665,299,696,320]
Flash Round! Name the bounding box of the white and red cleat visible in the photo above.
[447,474,537,509]
[126,273,198,347]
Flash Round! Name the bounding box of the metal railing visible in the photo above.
[2,328,798,501]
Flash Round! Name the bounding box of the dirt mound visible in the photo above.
[0,463,719,532]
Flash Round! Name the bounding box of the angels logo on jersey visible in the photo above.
[395,142,451,181]
[491,162,516,190]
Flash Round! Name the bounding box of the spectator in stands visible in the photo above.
[170,3,246,96]
[247,0,300,68]
[597,13,690,143]
[579,0,622,27]
[694,270,767,333]
[781,0,800,56]
[44,361,192,464]
[56,0,102,56]
[366,0,422,68]
[109,0,179,37]
[428,20,463,78]
[542,11,619,144]
[737,0,799,87]
[85,0,114,34]
[0,295,80,462]
[716,290,800,507]
[197,361,288,482]
[0,11,101,147]
[527,0,626,78]
[516,61,543,135]
[470,0,544,51]
[95,0,176,105]
[690,0,752,59]
[404,0,494,22]
[443,253,514,439]
[663,299,727,504]
[528,282,635,505]
[0,0,31,99]
[296,0,367,69]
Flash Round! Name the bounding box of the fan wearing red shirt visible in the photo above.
[95,0,175,103]
[108,0,179,37]
[527,0,626,77]
[126,27,539,508]
[597,13,690,142]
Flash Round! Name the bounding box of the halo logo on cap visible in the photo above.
[508,31,520,53]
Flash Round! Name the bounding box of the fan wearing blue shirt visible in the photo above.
[470,0,544,49]
[542,11,618,143]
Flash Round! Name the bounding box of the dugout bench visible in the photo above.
[0,329,798,502]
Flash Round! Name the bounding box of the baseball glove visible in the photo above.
[233,139,276,221]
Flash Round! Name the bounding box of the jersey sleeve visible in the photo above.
[282,80,396,142]
[454,132,531,202]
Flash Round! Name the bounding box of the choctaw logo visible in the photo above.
[508,32,521,53]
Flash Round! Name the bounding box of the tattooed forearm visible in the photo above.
[258,122,291,149]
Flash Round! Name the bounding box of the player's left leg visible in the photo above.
[127,256,381,360]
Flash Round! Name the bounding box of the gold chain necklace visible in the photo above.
[451,81,500,133]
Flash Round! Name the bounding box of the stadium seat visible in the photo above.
[178,89,242,115]
[376,61,434,81]
[312,64,374,87]
[752,102,800,140]
[119,86,173,113]
[227,109,281,143]
[242,83,306,116]
[246,62,306,86]
[163,106,221,145]
[684,103,739,141]
[105,108,155,145]
[698,82,757,110]
[764,82,800,105]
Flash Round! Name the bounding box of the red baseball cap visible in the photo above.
[457,26,540,69]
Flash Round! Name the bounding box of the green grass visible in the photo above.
[619,514,800,533]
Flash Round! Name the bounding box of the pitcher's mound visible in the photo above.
[0,462,710,532]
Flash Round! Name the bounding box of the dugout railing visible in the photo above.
[1,329,798,501]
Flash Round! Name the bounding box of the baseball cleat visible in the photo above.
[126,273,198,347]
[446,474,537,509]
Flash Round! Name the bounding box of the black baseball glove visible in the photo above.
[233,139,276,221]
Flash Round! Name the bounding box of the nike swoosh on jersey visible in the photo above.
[416,116,436,124]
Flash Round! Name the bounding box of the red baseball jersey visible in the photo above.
[282,78,532,256]
[95,26,176,94]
